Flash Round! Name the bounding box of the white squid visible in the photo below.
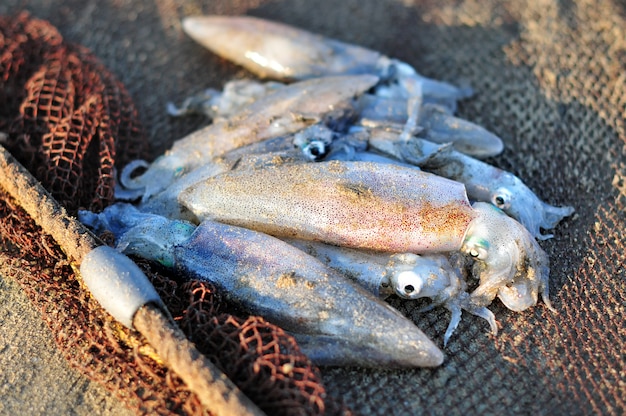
[181,15,478,149]
[117,74,378,201]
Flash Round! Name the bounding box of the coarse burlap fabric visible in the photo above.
[1,0,624,415]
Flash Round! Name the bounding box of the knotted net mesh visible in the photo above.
[0,11,345,416]
[1,1,625,415]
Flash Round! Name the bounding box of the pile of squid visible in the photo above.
[80,15,574,368]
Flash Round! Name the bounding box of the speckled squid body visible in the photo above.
[364,131,574,239]
[180,161,476,253]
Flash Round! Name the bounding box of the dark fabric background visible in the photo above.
[1,0,624,414]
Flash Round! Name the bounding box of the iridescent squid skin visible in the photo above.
[180,161,554,313]
[285,239,497,345]
[116,74,378,202]
[79,204,444,368]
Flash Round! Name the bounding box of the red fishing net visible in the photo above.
[0,12,344,415]
[1,12,147,212]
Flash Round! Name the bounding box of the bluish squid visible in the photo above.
[80,204,444,368]
[284,239,498,345]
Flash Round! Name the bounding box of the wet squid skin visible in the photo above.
[284,239,498,346]
[356,96,504,158]
[180,161,553,313]
[117,74,378,202]
[182,221,443,368]
[134,128,337,221]
[81,204,444,368]
[355,128,574,240]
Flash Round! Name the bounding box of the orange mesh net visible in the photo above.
[1,12,147,212]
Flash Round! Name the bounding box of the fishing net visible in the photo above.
[0,13,147,212]
[0,1,625,415]
[0,11,343,416]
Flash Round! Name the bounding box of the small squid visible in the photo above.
[356,96,504,158]
[180,161,553,312]
[285,239,497,345]
[360,128,575,239]
[117,74,377,201]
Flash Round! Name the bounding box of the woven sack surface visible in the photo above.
[1,0,625,415]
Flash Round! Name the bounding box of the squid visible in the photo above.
[284,239,498,345]
[181,15,470,103]
[80,204,444,368]
[167,77,504,158]
[78,15,575,366]
[356,96,504,158]
[132,124,342,221]
[116,74,378,201]
[181,15,484,152]
[357,128,575,239]
[180,161,554,313]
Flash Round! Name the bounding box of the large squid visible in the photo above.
[180,161,553,314]
[80,204,444,368]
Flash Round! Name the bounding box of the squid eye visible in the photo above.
[465,242,489,260]
[492,188,512,210]
[302,139,329,161]
[462,236,490,261]
[403,285,415,294]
